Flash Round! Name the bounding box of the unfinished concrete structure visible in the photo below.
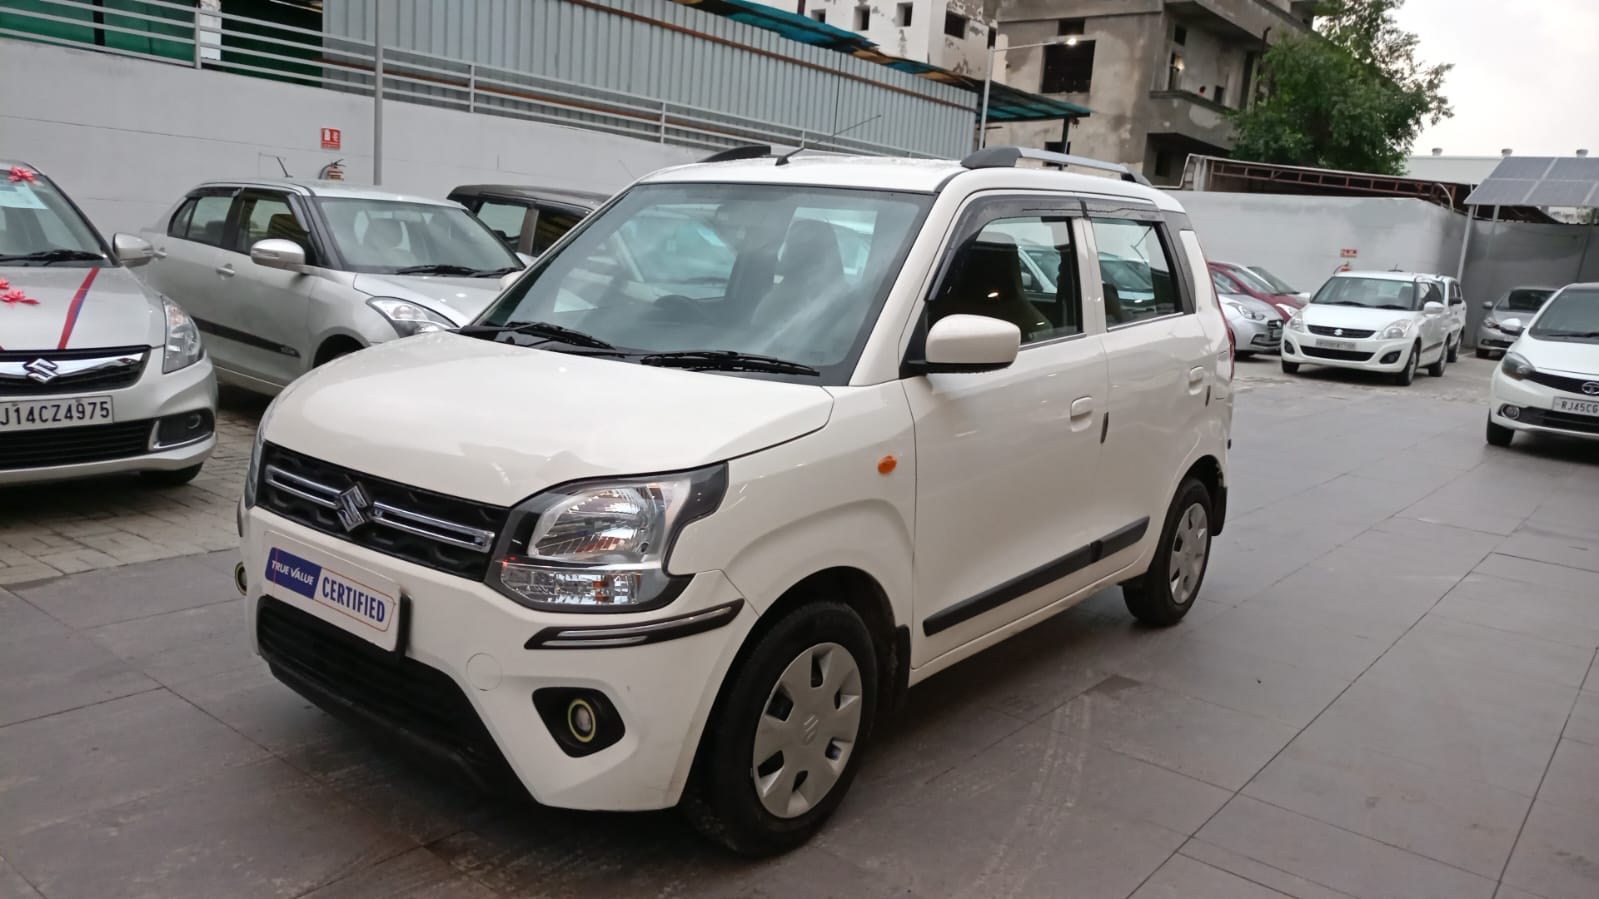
[990,0,1312,182]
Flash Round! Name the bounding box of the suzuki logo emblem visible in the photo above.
[23,358,59,384]
[1333,329,1344,337]
[1583,382,1599,396]
[335,484,373,532]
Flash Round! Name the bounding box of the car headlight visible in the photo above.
[366,297,455,337]
[1501,352,1535,381]
[241,395,280,510]
[1483,317,1498,329]
[1288,313,1306,332]
[1379,318,1415,340]
[161,298,205,373]
[1274,304,1296,321]
[1225,301,1265,322]
[489,465,728,611]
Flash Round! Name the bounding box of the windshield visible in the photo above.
[1224,265,1278,295]
[477,183,931,382]
[1248,266,1295,294]
[1312,276,1421,310]
[0,172,108,265]
[1498,288,1554,313]
[317,198,521,275]
[1528,288,1599,342]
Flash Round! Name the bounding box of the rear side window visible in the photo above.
[531,208,584,255]
[1088,218,1182,324]
[474,200,529,248]
[175,195,234,247]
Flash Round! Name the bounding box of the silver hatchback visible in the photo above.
[140,179,525,394]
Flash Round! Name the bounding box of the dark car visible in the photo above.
[446,184,608,257]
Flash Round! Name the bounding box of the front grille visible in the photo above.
[1515,407,1599,435]
[1527,370,1599,396]
[0,419,153,471]
[259,444,506,579]
[257,598,518,790]
[0,347,148,396]
[1308,325,1376,339]
[1302,346,1375,362]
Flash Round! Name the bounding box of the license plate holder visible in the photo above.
[1317,338,1358,351]
[0,395,115,432]
[1553,396,1599,417]
[262,537,404,652]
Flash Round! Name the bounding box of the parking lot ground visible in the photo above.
[2,356,1598,898]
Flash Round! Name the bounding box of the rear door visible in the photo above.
[458,195,534,255]
[215,189,321,386]
[1445,278,1468,342]
[144,187,237,341]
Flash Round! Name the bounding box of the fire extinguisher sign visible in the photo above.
[320,128,342,150]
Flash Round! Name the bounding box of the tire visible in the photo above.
[1394,344,1419,386]
[140,464,203,487]
[1236,351,1254,360]
[1486,417,1515,447]
[1428,345,1447,377]
[1281,360,1300,374]
[1446,336,1460,363]
[1475,347,1490,359]
[684,601,878,857]
[1123,477,1212,627]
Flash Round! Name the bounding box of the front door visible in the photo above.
[1419,279,1450,360]
[906,196,1110,666]
[144,188,236,351]
[218,190,319,387]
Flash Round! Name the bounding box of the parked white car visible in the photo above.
[1281,270,1453,385]
[1,161,216,486]
[236,148,1232,855]
[1486,282,1599,447]
[140,180,525,395]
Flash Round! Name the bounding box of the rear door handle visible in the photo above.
[153,248,167,259]
[1188,366,1206,384]
[216,264,235,278]
[1070,396,1094,418]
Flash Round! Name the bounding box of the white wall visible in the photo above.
[0,40,700,235]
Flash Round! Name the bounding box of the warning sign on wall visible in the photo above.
[320,128,342,150]
[1340,248,1358,258]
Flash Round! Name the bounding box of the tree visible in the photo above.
[1229,0,1451,175]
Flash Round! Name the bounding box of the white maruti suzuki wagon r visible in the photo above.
[237,147,1234,855]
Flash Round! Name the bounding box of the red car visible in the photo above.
[1209,262,1304,322]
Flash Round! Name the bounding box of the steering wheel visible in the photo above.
[651,293,716,323]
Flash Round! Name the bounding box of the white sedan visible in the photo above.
[1281,270,1452,386]
[1486,282,1599,447]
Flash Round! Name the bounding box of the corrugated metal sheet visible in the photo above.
[324,0,973,156]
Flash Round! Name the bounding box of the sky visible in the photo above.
[1392,0,1599,157]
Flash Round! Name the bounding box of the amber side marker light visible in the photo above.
[878,455,898,475]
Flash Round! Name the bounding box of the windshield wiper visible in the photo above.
[0,249,105,265]
[1537,330,1599,339]
[638,350,820,376]
[1373,304,1412,310]
[393,263,500,277]
[1316,300,1365,307]
[455,320,615,349]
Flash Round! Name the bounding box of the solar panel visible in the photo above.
[1466,156,1599,209]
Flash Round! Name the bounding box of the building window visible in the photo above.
[811,9,826,23]
[1167,51,1184,90]
[1154,150,1175,180]
[1173,25,1186,45]
[1041,40,1095,94]
[854,5,870,30]
[1213,84,1227,106]
[944,11,967,38]
[1058,17,1084,36]
[896,2,912,26]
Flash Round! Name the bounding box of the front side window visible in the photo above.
[234,193,311,257]
[1089,218,1180,324]
[1528,288,1599,342]
[1311,277,1420,311]
[317,198,522,275]
[478,183,931,382]
[0,173,107,265]
[531,208,585,256]
[180,195,235,248]
[930,213,1083,344]
[1501,288,1553,313]
[1248,266,1296,294]
[473,200,530,248]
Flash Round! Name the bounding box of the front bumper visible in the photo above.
[241,508,753,811]
[0,354,217,485]
[1281,331,1416,372]
[1231,317,1282,353]
[1489,370,1599,442]
[1476,327,1514,351]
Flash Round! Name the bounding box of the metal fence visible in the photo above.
[0,0,962,158]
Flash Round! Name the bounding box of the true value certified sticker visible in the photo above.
[264,543,400,650]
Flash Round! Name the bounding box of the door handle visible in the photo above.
[215,264,235,278]
[1070,397,1094,418]
[1188,366,1206,385]
[153,248,167,259]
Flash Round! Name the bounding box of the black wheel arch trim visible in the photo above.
[525,599,744,649]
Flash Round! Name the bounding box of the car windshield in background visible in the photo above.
[0,173,107,265]
[1501,288,1554,313]
[1248,266,1295,294]
[317,198,522,276]
[1312,277,1419,310]
[476,183,931,382]
[1528,288,1599,342]
[1227,266,1280,295]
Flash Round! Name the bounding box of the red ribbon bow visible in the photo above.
[8,166,36,183]
[1,289,38,305]
[0,277,9,291]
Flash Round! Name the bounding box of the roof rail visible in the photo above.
[960,146,1152,186]
[699,145,774,163]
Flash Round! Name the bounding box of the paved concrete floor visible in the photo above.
[2,356,1598,898]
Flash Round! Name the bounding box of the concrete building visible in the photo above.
[751,0,996,75]
[990,0,1312,182]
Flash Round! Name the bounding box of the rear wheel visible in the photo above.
[1486,417,1515,447]
[1123,478,1212,627]
[1446,336,1460,363]
[685,601,877,857]
[1281,360,1300,375]
[1395,343,1419,385]
[1428,344,1447,377]
[141,464,203,487]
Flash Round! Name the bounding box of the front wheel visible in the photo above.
[1446,336,1460,362]
[685,602,877,857]
[1486,417,1515,447]
[1281,360,1300,374]
[1428,345,1447,377]
[1123,478,1212,627]
[140,464,203,487]
[1394,344,1419,385]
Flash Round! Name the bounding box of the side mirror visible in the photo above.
[113,233,154,268]
[1019,269,1039,292]
[1499,318,1525,336]
[250,238,306,270]
[1422,301,1445,315]
[922,314,1020,374]
[1481,300,1493,310]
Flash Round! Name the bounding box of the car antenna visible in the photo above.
[774,114,884,166]
[270,155,292,177]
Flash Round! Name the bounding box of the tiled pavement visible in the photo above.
[1,356,1597,898]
